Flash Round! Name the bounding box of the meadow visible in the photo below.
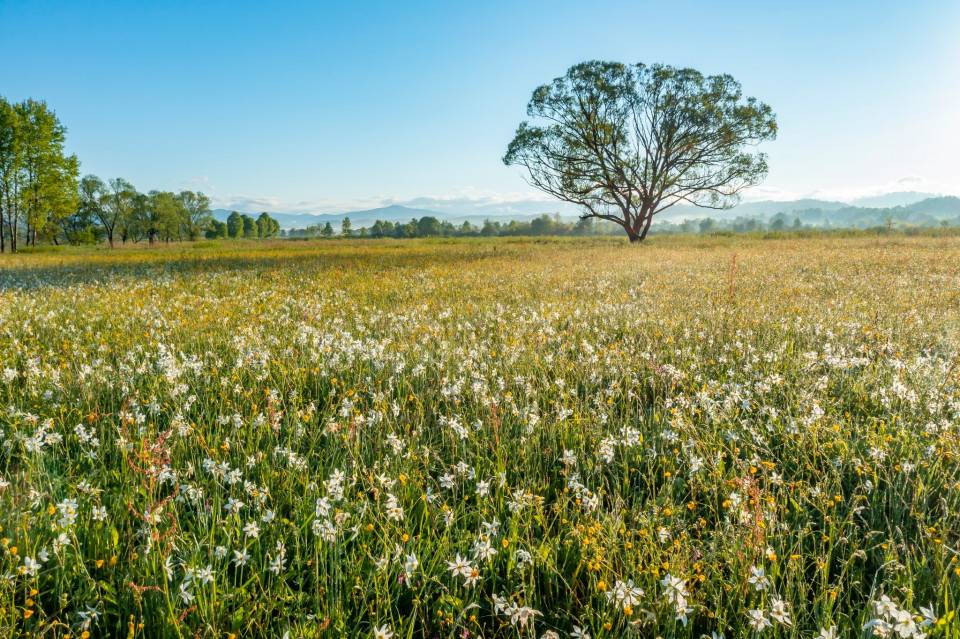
[0,235,958,638]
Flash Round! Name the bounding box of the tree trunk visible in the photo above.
[9,213,17,252]
[638,213,654,241]
[623,206,652,243]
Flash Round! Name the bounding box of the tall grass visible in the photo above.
[0,236,957,637]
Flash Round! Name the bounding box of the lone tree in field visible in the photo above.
[504,61,777,242]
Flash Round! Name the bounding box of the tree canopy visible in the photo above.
[0,98,79,251]
[0,95,292,250]
[504,61,777,241]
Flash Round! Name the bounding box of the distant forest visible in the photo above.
[283,195,960,240]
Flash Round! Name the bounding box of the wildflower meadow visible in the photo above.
[1,235,958,638]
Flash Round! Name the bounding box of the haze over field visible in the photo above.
[210,193,960,231]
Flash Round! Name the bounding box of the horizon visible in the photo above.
[205,192,958,219]
[1,1,958,215]
[201,192,958,224]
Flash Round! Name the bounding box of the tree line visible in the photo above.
[288,212,918,240]
[284,214,605,239]
[67,178,280,247]
[0,96,280,252]
[218,211,281,240]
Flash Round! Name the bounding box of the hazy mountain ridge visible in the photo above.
[213,192,960,230]
[850,191,939,208]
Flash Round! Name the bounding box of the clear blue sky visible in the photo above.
[1,1,957,213]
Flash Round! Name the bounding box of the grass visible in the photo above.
[0,235,958,638]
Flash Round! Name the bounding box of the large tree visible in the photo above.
[18,100,79,246]
[255,211,280,238]
[0,98,78,251]
[134,190,180,245]
[241,213,256,238]
[504,61,777,242]
[226,211,243,238]
[0,98,20,253]
[78,175,115,246]
[177,190,212,241]
[101,177,137,247]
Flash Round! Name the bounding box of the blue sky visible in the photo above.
[1,1,958,214]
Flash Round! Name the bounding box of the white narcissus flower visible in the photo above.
[814,626,837,639]
[22,556,40,577]
[447,554,472,578]
[660,573,693,625]
[243,520,260,538]
[747,609,771,631]
[447,553,478,585]
[606,579,644,611]
[919,606,937,628]
[769,597,791,626]
[747,565,769,591]
[403,553,418,577]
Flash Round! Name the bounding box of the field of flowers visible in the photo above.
[1,235,959,638]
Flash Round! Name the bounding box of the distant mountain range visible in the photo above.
[659,193,960,228]
[212,191,960,231]
[849,191,940,208]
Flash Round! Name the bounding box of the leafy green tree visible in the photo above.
[241,214,256,238]
[59,206,100,244]
[226,211,243,238]
[177,191,212,241]
[416,216,441,237]
[255,213,267,238]
[0,98,18,252]
[504,61,777,242]
[0,98,78,251]
[77,175,106,242]
[141,190,181,244]
[370,219,395,238]
[256,212,280,238]
[321,222,333,237]
[18,100,79,246]
[125,191,151,242]
[100,177,136,248]
[340,216,352,237]
[400,219,417,238]
[530,214,555,235]
[205,219,228,239]
[573,217,594,235]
